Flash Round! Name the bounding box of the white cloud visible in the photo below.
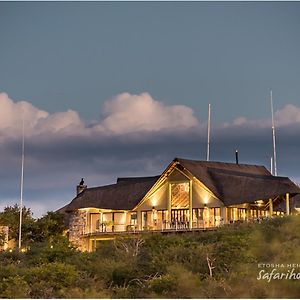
[221,103,300,129]
[35,110,85,135]
[0,92,200,140]
[1,91,300,141]
[98,92,200,134]
[0,93,48,137]
[0,93,85,140]
[274,104,300,126]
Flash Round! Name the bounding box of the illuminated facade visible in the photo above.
[59,158,300,251]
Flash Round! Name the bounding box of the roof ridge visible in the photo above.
[117,175,160,183]
[207,167,289,180]
[175,157,267,168]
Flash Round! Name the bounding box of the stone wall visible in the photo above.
[0,225,9,251]
[69,211,87,251]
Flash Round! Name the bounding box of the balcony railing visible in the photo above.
[82,215,278,236]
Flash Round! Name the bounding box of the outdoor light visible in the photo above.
[184,183,189,192]
[255,200,264,207]
[152,206,157,221]
[204,195,209,204]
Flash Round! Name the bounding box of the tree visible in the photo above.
[0,204,35,246]
[33,211,67,243]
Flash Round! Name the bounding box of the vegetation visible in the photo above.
[1,206,300,298]
[0,204,35,245]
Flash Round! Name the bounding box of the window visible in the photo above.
[142,211,153,230]
[171,182,189,208]
[130,212,137,225]
[193,208,204,228]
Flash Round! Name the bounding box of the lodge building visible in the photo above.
[59,158,300,251]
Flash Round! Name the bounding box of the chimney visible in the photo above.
[76,178,87,195]
[235,150,239,165]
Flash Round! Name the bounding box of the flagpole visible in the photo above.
[207,103,211,161]
[18,116,25,250]
[270,90,277,176]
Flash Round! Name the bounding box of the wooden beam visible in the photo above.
[286,193,290,215]
[168,183,172,225]
[246,204,251,221]
[189,180,193,229]
[269,198,273,217]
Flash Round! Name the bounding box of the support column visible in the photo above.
[168,183,172,228]
[286,193,290,215]
[189,180,193,229]
[246,204,251,222]
[221,207,226,225]
[85,211,89,235]
[137,211,142,231]
[269,198,273,217]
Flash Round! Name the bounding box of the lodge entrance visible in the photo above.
[171,209,189,229]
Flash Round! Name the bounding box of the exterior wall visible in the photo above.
[137,167,224,212]
[138,181,168,211]
[69,210,88,251]
[0,226,9,251]
[192,180,224,208]
[135,167,225,230]
[137,168,189,211]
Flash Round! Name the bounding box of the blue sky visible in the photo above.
[0,2,300,217]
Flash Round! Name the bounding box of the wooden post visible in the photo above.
[246,204,251,222]
[221,207,226,225]
[88,238,91,252]
[286,193,290,215]
[189,180,193,229]
[137,211,142,231]
[269,198,273,217]
[168,183,172,228]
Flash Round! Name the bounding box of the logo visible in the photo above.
[257,263,300,282]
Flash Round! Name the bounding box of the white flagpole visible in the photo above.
[270,157,273,175]
[270,90,277,176]
[18,115,25,250]
[207,103,211,161]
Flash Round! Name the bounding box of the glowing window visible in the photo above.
[171,182,189,208]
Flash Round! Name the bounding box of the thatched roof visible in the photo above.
[291,194,300,208]
[60,158,300,212]
[64,176,159,212]
[176,158,300,206]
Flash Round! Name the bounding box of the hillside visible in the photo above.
[1,216,300,298]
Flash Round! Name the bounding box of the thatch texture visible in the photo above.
[65,176,159,212]
[176,158,300,205]
[60,158,300,212]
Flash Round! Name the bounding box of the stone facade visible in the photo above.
[0,226,9,251]
[69,211,87,251]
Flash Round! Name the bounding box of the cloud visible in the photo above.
[0,93,85,141]
[0,92,200,140]
[274,104,300,126]
[222,103,300,130]
[98,92,200,134]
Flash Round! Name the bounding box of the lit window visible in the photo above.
[171,182,189,208]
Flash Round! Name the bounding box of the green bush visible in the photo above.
[0,275,30,298]
[0,215,300,298]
